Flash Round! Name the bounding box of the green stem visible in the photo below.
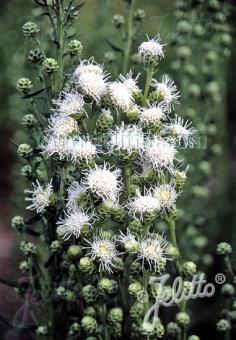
[122,0,136,74]
[55,0,65,94]
[166,217,181,274]
[142,66,154,106]
[124,164,132,198]
[102,302,109,340]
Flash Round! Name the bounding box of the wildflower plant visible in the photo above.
[6,0,215,339]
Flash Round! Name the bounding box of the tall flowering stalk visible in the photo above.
[9,1,200,339]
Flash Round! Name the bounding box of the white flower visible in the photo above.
[138,36,165,61]
[41,135,70,159]
[52,90,85,117]
[139,102,168,126]
[83,234,120,273]
[108,123,144,154]
[66,137,97,163]
[143,137,177,174]
[117,229,139,252]
[57,208,93,240]
[151,75,180,108]
[118,71,140,95]
[108,81,134,112]
[166,115,196,147]
[125,189,160,220]
[137,233,169,272]
[73,59,108,102]
[48,114,78,137]
[25,180,53,213]
[153,183,179,212]
[66,182,87,210]
[83,163,122,201]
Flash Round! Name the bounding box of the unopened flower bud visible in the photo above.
[81,285,98,303]
[188,336,200,340]
[112,14,125,28]
[79,257,95,274]
[182,261,197,277]
[36,325,48,336]
[68,322,81,336]
[17,143,33,159]
[67,39,83,56]
[128,219,143,235]
[166,243,180,259]
[128,281,142,296]
[16,78,33,94]
[216,319,231,332]
[50,240,62,254]
[20,240,37,256]
[22,22,40,37]
[155,322,165,338]
[104,51,116,64]
[84,306,97,317]
[97,278,118,294]
[134,9,146,21]
[67,245,82,258]
[108,307,123,324]
[139,322,155,337]
[167,322,181,338]
[28,48,43,64]
[96,110,114,132]
[42,58,59,74]
[81,316,98,335]
[19,259,32,272]
[221,283,235,297]
[22,114,37,127]
[176,312,190,327]
[11,215,24,231]
[130,302,145,321]
[216,242,232,256]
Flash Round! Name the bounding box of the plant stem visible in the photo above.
[55,0,65,94]
[122,0,136,74]
[143,66,154,106]
[124,163,132,198]
[166,217,181,274]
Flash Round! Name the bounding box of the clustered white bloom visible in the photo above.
[25,180,54,213]
[33,35,196,274]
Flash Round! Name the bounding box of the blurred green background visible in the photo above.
[0,0,235,339]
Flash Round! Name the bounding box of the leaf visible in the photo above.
[106,39,124,55]
[22,88,47,99]
[24,215,42,225]
[70,2,85,15]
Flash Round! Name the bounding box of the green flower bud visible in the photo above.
[128,281,142,297]
[193,24,204,37]
[128,219,143,235]
[42,58,59,74]
[36,325,48,336]
[67,245,82,258]
[81,316,98,335]
[84,306,97,317]
[79,257,95,274]
[96,110,114,131]
[188,336,200,340]
[67,39,83,56]
[19,259,33,272]
[109,322,122,338]
[209,0,220,10]
[20,240,37,256]
[28,48,44,64]
[127,106,139,122]
[130,302,145,321]
[81,285,98,304]
[182,261,197,277]
[68,322,81,336]
[112,14,125,28]
[187,84,201,97]
[112,257,124,272]
[166,243,180,260]
[176,312,190,327]
[176,20,192,34]
[166,321,181,338]
[65,290,76,302]
[139,322,155,337]
[49,240,62,254]
[17,143,33,159]
[108,307,123,324]
[11,215,24,231]
[216,319,231,332]
[22,114,37,128]
[221,283,235,297]
[134,9,146,21]
[111,205,126,222]
[155,322,165,338]
[16,78,33,94]
[216,242,232,256]
[130,262,142,276]
[55,286,66,298]
[104,51,116,64]
[22,22,40,37]
[176,46,192,59]
[211,144,223,156]
[97,278,118,294]
[184,64,197,76]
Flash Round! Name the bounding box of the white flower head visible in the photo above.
[66,182,87,210]
[143,137,177,174]
[137,233,169,272]
[167,115,196,147]
[125,189,160,220]
[108,81,134,112]
[118,71,140,95]
[57,208,93,240]
[117,229,139,253]
[139,102,168,126]
[73,59,108,102]
[48,114,78,137]
[108,123,144,154]
[66,137,97,163]
[151,75,180,108]
[83,163,122,201]
[25,180,53,213]
[138,35,165,61]
[41,135,70,160]
[153,182,180,212]
[83,234,120,273]
[52,90,85,117]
